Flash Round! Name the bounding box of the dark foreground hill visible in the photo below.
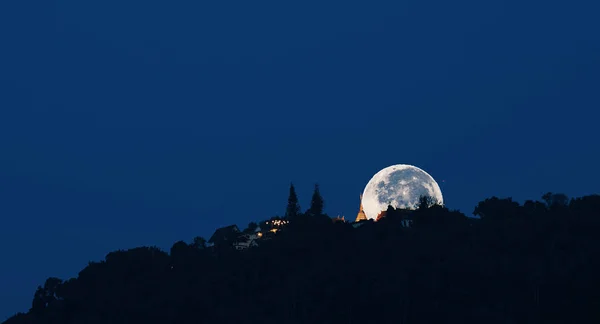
[4,193,600,324]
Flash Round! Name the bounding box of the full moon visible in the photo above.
[361,164,444,219]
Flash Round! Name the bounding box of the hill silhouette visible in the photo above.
[3,186,600,324]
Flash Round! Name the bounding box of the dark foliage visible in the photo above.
[306,183,324,217]
[4,192,600,324]
[285,183,301,220]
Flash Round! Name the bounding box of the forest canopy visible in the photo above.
[4,186,600,324]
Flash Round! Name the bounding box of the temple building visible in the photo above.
[355,194,368,222]
[332,215,346,223]
[375,208,414,228]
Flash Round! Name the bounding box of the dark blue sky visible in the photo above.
[1,0,599,319]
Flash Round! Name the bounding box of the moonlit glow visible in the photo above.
[361,164,444,219]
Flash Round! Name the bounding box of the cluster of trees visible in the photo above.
[3,185,600,324]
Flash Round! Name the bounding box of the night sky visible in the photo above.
[1,0,599,320]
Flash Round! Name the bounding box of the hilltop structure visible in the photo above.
[355,194,368,222]
[376,208,414,227]
[206,193,419,252]
[332,215,346,223]
[207,219,290,251]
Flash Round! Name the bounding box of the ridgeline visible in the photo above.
[4,186,600,324]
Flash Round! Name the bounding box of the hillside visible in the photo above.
[3,192,600,324]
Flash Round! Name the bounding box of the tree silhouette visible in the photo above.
[4,190,600,324]
[473,196,520,221]
[284,182,301,220]
[170,240,189,256]
[307,183,324,217]
[542,192,569,209]
[417,194,437,210]
[243,222,258,234]
[191,236,207,249]
[30,277,63,314]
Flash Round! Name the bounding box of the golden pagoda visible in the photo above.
[355,194,368,222]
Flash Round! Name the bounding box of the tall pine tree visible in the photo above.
[308,183,324,217]
[285,183,301,220]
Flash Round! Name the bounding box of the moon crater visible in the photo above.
[361,164,443,219]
